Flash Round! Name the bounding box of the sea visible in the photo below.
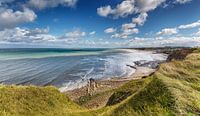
[0,48,167,91]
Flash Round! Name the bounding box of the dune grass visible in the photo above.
[0,48,200,115]
[0,86,83,116]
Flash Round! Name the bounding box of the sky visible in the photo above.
[0,0,200,48]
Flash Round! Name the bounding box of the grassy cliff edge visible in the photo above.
[0,48,200,115]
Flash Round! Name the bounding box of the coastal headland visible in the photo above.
[0,47,200,115]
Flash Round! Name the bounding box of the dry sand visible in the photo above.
[65,67,155,101]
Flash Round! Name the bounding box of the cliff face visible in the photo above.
[167,48,194,61]
[0,48,200,116]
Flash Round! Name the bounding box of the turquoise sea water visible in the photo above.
[0,48,107,60]
[0,48,167,91]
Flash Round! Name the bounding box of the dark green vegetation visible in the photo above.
[0,48,200,115]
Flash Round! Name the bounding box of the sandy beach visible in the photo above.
[65,66,157,108]
[65,49,165,102]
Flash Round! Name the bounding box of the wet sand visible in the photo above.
[65,66,155,101]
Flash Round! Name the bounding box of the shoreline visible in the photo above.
[64,47,193,109]
[57,48,167,92]
[61,49,167,91]
[0,47,197,115]
[65,66,157,102]
[64,49,171,108]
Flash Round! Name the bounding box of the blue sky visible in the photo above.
[0,0,200,48]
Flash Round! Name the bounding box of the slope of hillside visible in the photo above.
[0,48,200,116]
[106,49,200,115]
[0,86,83,116]
[71,48,200,115]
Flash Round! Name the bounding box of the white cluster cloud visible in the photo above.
[110,23,139,39]
[157,20,200,36]
[0,27,88,45]
[98,0,193,39]
[105,24,139,39]
[97,0,135,18]
[60,30,86,40]
[111,30,139,39]
[0,0,79,30]
[28,0,78,10]
[132,12,148,26]
[0,27,55,43]
[175,0,192,4]
[110,21,140,39]
[122,23,136,30]
[0,27,124,48]
[97,0,165,19]
[104,28,116,33]
[178,20,200,29]
[135,0,166,13]
[117,23,139,39]
[107,14,147,39]
[157,28,178,36]
[195,29,200,36]
[97,6,112,17]
[0,8,37,30]
[128,36,200,47]
[89,31,96,35]
[98,0,166,39]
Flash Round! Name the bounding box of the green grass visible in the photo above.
[1,48,200,115]
[0,86,83,116]
[72,48,200,115]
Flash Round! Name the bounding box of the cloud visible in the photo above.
[128,36,200,47]
[195,29,200,36]
[111,30,138,39]
[104,28,116,33]
[111,33,130,39]
[111,22,139,39]
[110,0,135,18]
[121,23,139,35]
[116,12,147,39]
[28,0,78,10]
[178,20,200,29]
[0,27,55,43]
[110,12,147,39]
[97,0,135,18]
[122,23,136,30]
[89,31,96,35]
[135,0,166,13]
[61,29,86,40]
[97,6,112,17]
[157,28,178,35]
[98,0,166,39]
[132,12,148,26]
[0,27,88,45]
[0,27,124,48]
[111,23,138,39]
[175,0,192,4]
[156,20,200,36]
[97,0,165,19]
[0,7,37,30]
[123,28,139,35]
